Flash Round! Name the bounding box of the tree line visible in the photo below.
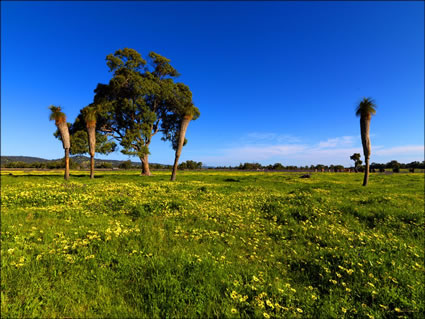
[214,160,425,172]
[49,48,200,181]
[3,159,423,172]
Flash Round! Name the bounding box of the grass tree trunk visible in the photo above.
[171,115,192,181]
[141,154,151,176]
[360,116,371,186]
[87,125,96,179]
[64,148,70,180]
[57,122,70,180]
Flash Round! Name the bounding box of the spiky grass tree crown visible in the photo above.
[83,106,97,128]
[356,98,377,119]
[49,105,66,124]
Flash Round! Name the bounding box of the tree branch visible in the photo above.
[151,120,160,137]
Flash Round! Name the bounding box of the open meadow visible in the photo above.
[1,170,424,318]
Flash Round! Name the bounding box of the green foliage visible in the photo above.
[160,83,200,151]
[48,105,65,122]
[83,106,97,124]
[69,130,116,156]
[387,160,401,169]
[69,106,116,156]
[93,48,193,162]
[350,153,363,169]
[1,171,424,318]
[119,160,133,170]
[272,163,285,170]
[96,162,113,169]
[355,97,377,118]
[238,162,263,170]
[178,160,202,170]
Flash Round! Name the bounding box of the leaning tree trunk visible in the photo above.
[360,115,371,186]
[141,154,151,176]
[171,115,192,181]
[87,124,96,179]
[57,121,70,180]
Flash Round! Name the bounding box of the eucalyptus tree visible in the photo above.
[49,105,71,180]
[355,97,377,186]
[93,48,180,176]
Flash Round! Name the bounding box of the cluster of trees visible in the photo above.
[2,160,77,169]
[350,153,424,172]
[370,160,424,172]
[50,48,200,181]
[178,160,203,170]
[1,159,116,169]
[215,163,347,171]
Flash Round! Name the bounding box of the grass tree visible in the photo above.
[49,105,70,180]
[356,97,377,186]
[83,107,97,179]
[68,105,116,178]
[162,83,200,181]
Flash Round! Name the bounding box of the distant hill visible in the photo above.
[0,155,159,167]
[1,156,50,164]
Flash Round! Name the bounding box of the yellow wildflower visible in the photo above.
[266,299,274,309]
[230,290,238,300]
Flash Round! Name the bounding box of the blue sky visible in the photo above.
[1,1,424,166]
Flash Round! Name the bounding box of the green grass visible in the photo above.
[1,170,424,318]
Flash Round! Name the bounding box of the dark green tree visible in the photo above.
[350,153,363,172]
[356,97,377,186]
[119,160,132,169]
[178,160,202,170]
[93,48,181,176]
[272,163,285,170]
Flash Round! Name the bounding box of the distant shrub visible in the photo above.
[119,160,132,169]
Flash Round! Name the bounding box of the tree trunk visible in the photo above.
[64,148,70,180]
[171,115,192,181]
[141,154,151,176]
[87,125,96,179]
[360,116,371,186]
[58,122,70,149]
[363,158,370,186]
[90,155,95,179]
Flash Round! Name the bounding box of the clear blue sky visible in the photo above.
[2,1,424,166]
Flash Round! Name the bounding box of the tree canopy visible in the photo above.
[355,97,377,119]
[91,48,198,175]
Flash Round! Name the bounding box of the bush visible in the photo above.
[97,162,113,169]
[118,160,132,169]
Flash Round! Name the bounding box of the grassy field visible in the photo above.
[1,170,424,318]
